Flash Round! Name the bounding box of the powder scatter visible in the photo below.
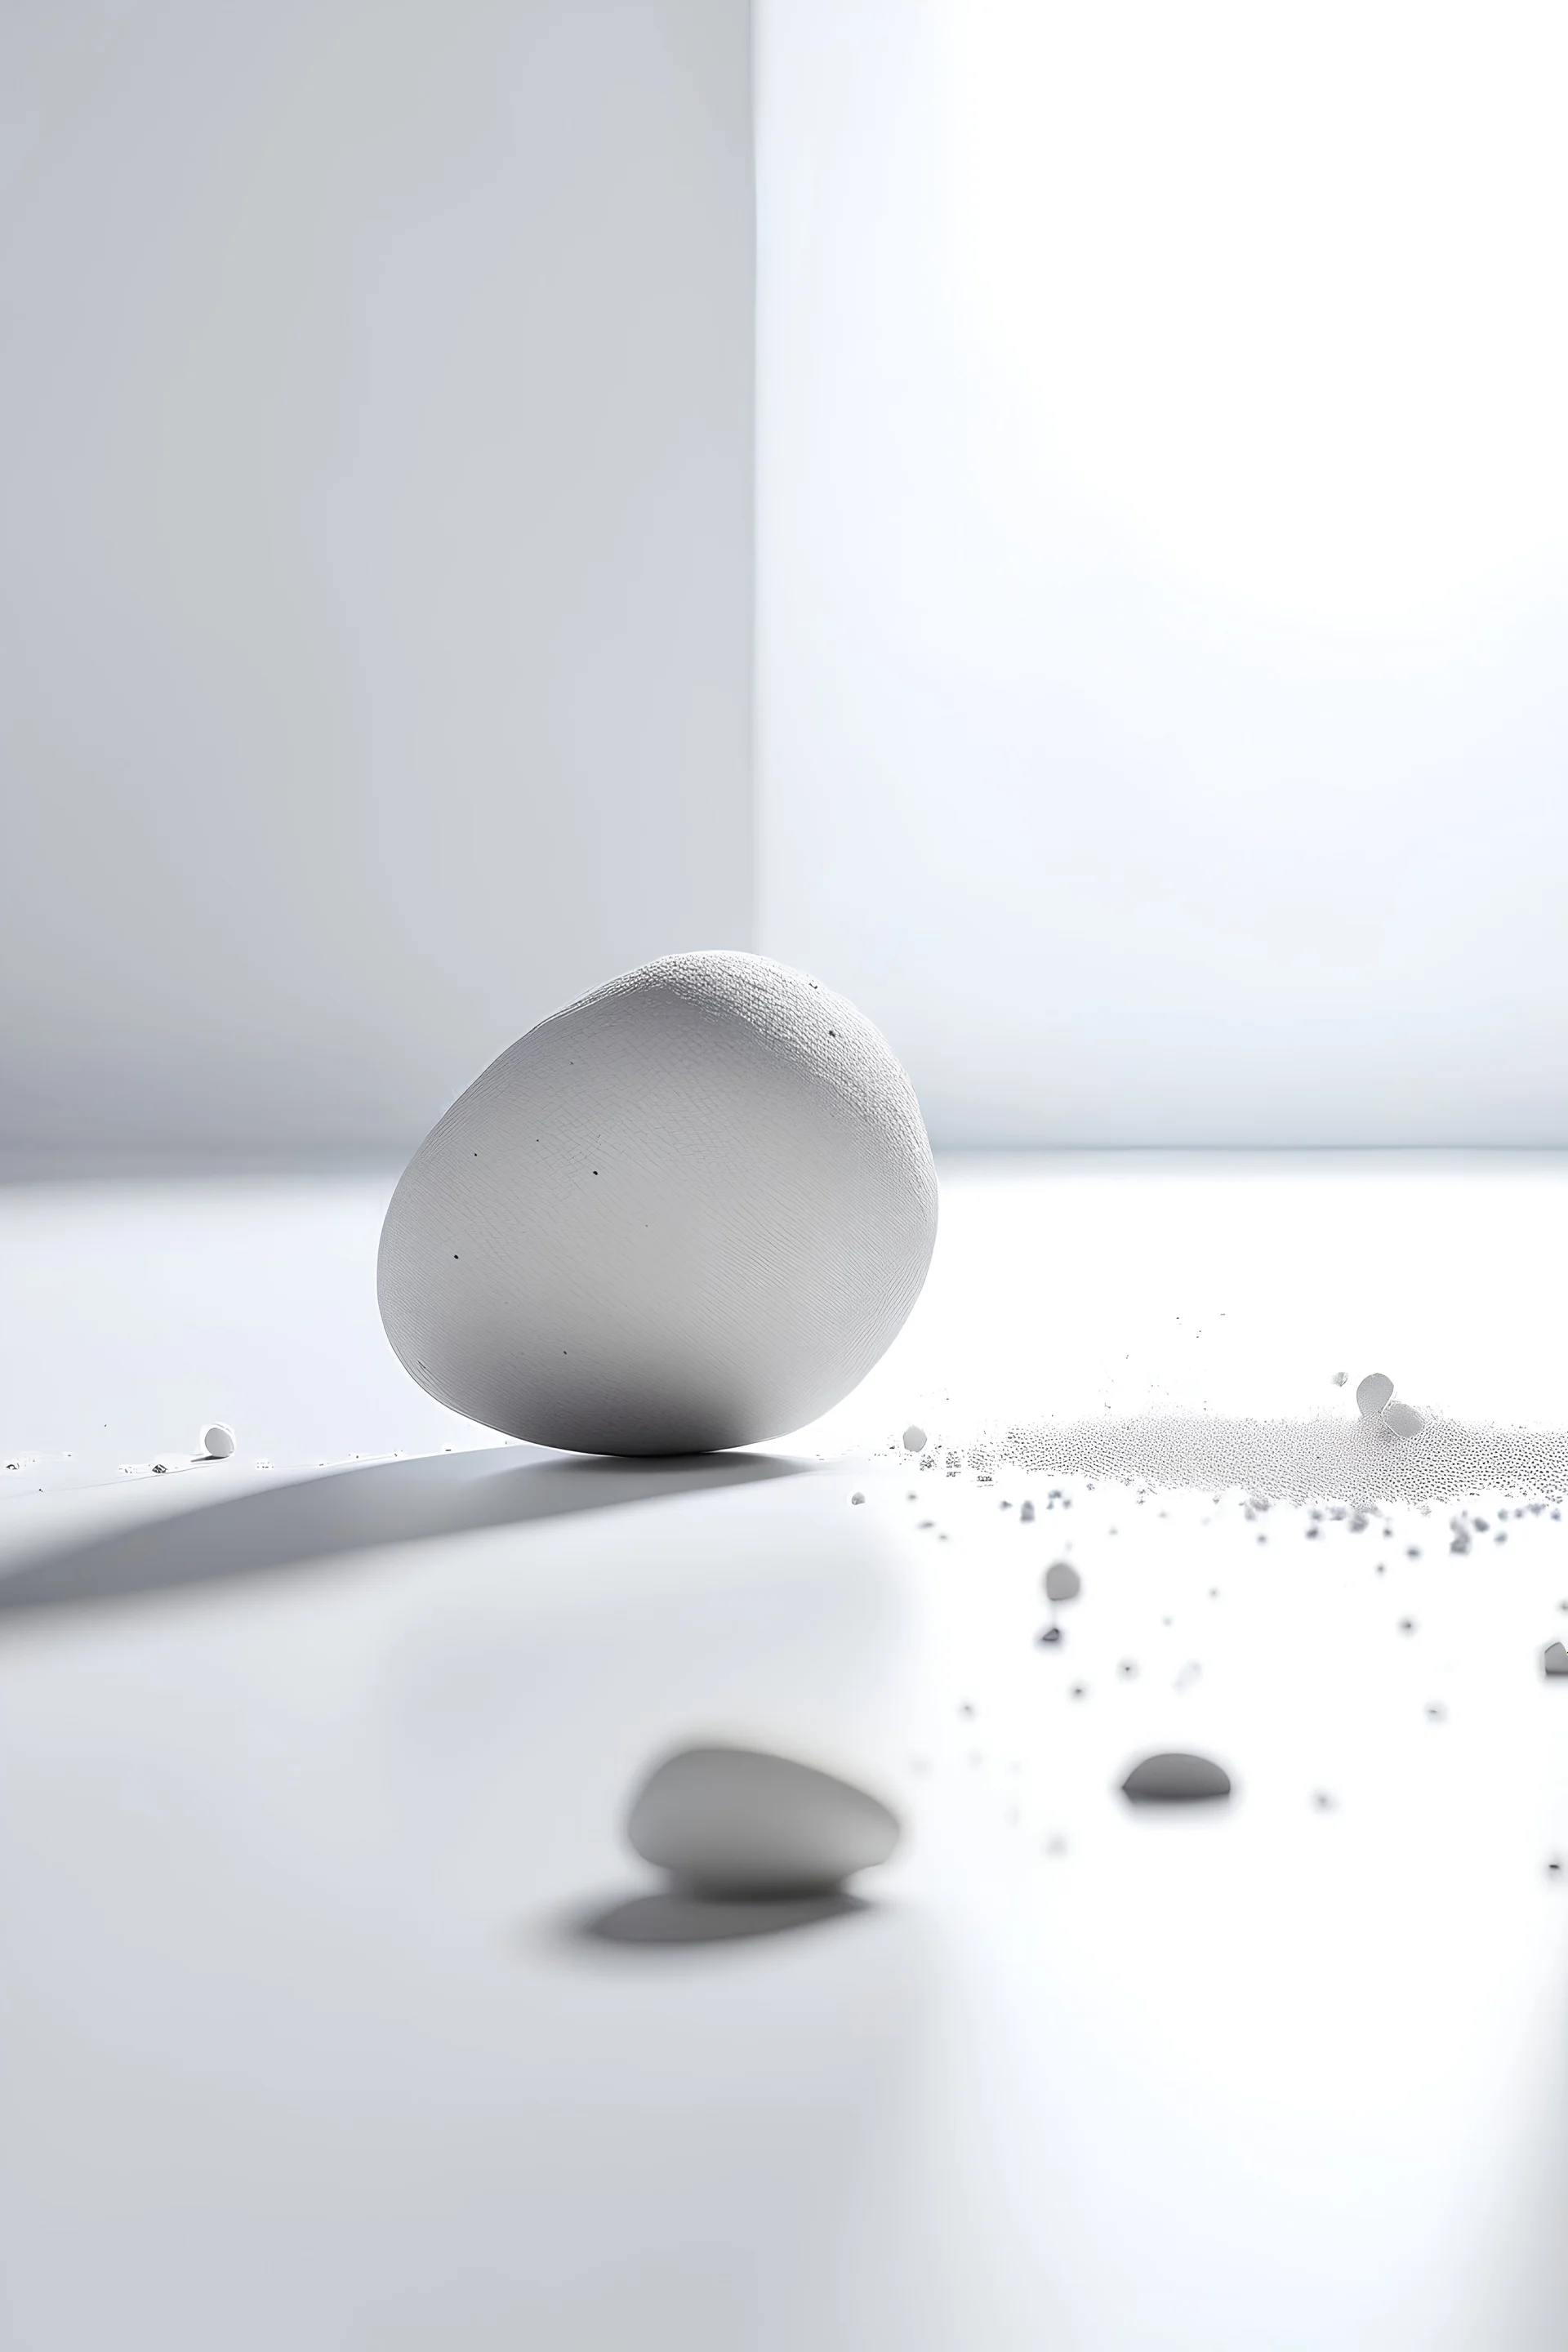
[1002,1410,1568,1508]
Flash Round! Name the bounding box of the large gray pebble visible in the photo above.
[1121,1751,1232,1804]
[627,1744,901,1895]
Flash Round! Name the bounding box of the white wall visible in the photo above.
[758,0,1568,1144]
[0,0,752,1164]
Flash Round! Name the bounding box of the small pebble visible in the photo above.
[626,1744,899,1895]
[1036,1625,1062,1646]
[1382,1400,1425,1439]
[1121,1752,1232,1804]
[849,1491,865,1506]
[1543,1642,1568,1678]
[902,1424,927,1452]
[200,1422,237,1459]
[1356,1372,1395,1422]
[1331,1370,1348,1387]
[1019,1500,1036,1523]
[1043,1560,1081,1604]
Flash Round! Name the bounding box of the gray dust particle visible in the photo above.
[1121,1752,1232,1804]
[1332,1371,1348,1386]
[1043,1560,1082,1604]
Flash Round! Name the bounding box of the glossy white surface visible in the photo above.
[3,1155,1568,2350]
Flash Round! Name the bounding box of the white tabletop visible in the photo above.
[4,1155,1567,2351]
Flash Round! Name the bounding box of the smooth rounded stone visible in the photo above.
[199,1422,236,1459]
[1544,1642,1568,1678]
[378,953,938,1455]
[1381,1399,1426,1439]
[1121,1751,1232,1804]
[1331,1370,1348,1386]
[1043,1560,1081,1603]
[626,1744,901,1895]
[1356,1372,1395,1422]
[902,1423,928,1451]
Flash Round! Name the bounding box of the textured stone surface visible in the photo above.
[379,952,937,1454]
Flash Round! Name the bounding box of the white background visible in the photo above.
[0,0,753,1165]
[757,0,1568,1144]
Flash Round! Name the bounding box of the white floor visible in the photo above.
[3,1154,1568,2351]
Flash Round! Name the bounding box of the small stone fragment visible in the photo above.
[1543,1642,1568,1677]
[849,1491,865,1506]
[1382,1400,1425,1439]
[626,1744,900,1896]
[1019,1500,1036,1523]
[1331,1370,1348,1386]
[200,1422,237,1459]
[1121,1752,1232,1804]
[1043,1560,1081,1604]
[902,1424,927,1452]
[1036,1625,1062,1646]
[1356,1372,1395,1422]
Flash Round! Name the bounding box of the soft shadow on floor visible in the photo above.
[0,1447,800,1616]
[572,1888,871,1946]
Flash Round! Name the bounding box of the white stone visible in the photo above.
[626,1744,901,1895]
[199,1422,236,1459]
[1356,1372,1395,1421]
[1044,1560,1081,1602]
[378,953,938,1455]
